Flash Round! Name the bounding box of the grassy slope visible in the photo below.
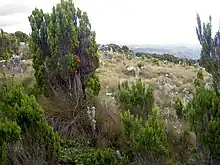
[2,52,208,144]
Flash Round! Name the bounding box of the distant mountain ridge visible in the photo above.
[129,44,201,59]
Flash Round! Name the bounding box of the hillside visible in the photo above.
[1,0,220,164]
[6,51,210,132]
[0,45,215,165]
[129,44,201,59]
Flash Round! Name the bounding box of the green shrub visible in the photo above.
[137,61,144,69]
[193,68,204,87]
[174,96,184,120]
[185,86,220,162]
[153,58,160,66]
[197,68,204,80]
[86,73,101,97]
[116,78,154,120]
[0,76,60,164]
[120,108,168,162]
[61,145,130,165]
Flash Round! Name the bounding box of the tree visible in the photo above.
[0,29,19,60]
[122,45,129,53]
[108,44,123,53]
[28,0,99,103]
[14,31,29,43]
[196,13,220,95]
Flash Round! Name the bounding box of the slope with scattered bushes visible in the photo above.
[1,0,220,164]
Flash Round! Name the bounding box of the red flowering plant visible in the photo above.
[69,54,80,72]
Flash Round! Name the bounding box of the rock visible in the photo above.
[106,92,113,96]
[194,63,199,68]
[126,66,140,79]
[4,54,26,74]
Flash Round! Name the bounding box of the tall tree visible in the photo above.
[196,13,220,95]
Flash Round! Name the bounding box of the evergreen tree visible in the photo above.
[196,13,220,94]
[28,0,99,102]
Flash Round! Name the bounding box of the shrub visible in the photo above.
[174,96,184,120]
[197,68,204,80]
[153,58,160,66]
[193,68,204,87]
[0,29,19,60]
[0,75,60,164]
[116,78,154,120]
[86,73,101,98]
[61,146,130,165]
[185,86,220,163]
[60,139,130,165]
[120,108,168,163]
[137,61,144,69]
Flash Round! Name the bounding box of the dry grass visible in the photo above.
[98,53,208,107]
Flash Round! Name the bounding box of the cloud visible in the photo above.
[0,3,31,16]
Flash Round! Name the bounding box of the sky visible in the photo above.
[0,0,220,46]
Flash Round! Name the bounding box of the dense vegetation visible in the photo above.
[1,1,220,164]
[0,30,19,60]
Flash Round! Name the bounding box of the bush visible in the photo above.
[153,58,160,66]
[0,75,60,164]
[174,96,184,120]
[137,61,144,69]
[116,78,154,120]
[120,108,168,163]
[61,146,130,165]
[193,68,204,87]
[185,86,220,163]
[86,73,101,98]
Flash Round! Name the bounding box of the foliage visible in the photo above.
[116,78,154,120]
[174,96,184,120]
[86,73,101,97]
[0,29,19,60]
[122,45,130,53]
[152,58,160,66]
[0,75,60,164]
[196,13,220,94]
[28,0,99,96]
[61,145,130,165]
[14,31,29,43]
[185,86,220,162]
[197,68,204,80]
[120,108,168,163]
[137,61,144,69]
[193,68,204,87]
[108,44,123,53]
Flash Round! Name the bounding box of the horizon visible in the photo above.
[0,0,220,46]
